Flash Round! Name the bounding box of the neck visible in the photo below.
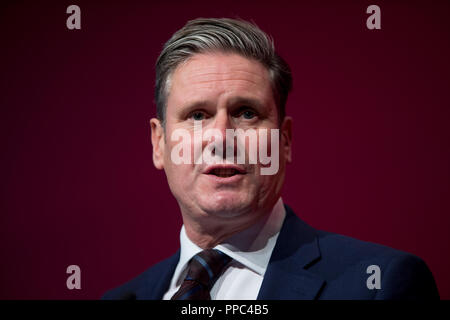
[182,199,283,249]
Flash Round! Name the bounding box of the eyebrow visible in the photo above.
[227,97,265,110]
[183,100,212,111]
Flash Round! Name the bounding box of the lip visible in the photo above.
[203,164,246,175]
[203,172,245,184]
[203,164,246,184]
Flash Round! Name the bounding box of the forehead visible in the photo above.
[167,52,273,107]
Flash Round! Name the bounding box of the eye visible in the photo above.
[239,109,257,120]
[189,111,206,121]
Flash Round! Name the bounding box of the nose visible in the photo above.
[209,109,235,160]
[212,109,233,137]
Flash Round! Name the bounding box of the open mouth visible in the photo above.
[206,167,245,178]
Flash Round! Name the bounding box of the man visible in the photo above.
[103,18,439,300]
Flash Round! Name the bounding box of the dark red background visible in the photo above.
[1,0,449,299]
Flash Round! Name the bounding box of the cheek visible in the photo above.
[165,163,196,199]
[166,126,202,165]
[252,165,285,192]
[163,141,194,184]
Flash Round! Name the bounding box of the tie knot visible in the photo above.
[186,249,231,289]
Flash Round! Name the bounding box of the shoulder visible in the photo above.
[316,229,411,264]
[282,204,413,264]
[281,205,439,299]
[314,229,427,273]
[315,231,439,299]
[102,250,180,300]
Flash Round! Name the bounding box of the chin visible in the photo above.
[199,192,251,218]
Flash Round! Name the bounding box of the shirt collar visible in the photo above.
[171,198,286,286]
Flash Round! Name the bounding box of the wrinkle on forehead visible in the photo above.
[185,67,268,83]
[171,53,271,94]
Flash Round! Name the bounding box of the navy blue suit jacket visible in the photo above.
[103,205,439,300]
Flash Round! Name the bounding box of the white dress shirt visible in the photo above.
[163,198,286,300]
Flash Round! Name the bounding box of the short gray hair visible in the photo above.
[155,18,292,126]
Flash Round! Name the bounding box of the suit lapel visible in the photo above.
[142,205,324,300]
[257,206,325,300]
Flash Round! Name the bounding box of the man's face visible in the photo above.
[151,53,292,229]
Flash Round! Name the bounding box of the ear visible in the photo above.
[150,118,165,170]
[280,116,292,163]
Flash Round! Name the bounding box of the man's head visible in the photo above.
[150,18,293,247]
[154,18,292,127]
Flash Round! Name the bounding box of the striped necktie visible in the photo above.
[171,249,231,300]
